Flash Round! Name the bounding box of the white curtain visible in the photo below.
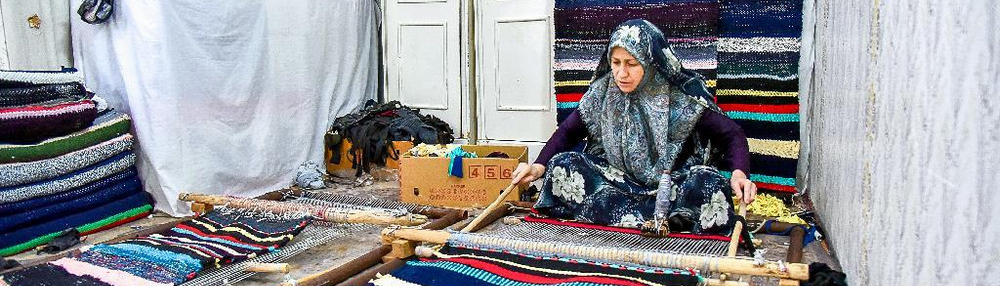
[70,0,378,216]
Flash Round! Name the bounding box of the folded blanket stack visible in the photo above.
[0,69,153,256]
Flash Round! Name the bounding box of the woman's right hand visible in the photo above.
[511,163,546,187]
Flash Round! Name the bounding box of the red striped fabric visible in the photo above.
[556,93,585,102]
[0,99,94,114]
[755,182,797,193]
[424,257,645,286]
[174,224,274,249]
[718,103,799,114]
[523,215,737,242]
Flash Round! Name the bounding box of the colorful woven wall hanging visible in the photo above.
[553,0,720,123]
[716,0,802,193]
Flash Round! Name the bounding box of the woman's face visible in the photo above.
[610,47,644,93]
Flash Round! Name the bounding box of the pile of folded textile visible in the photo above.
[0,69,153,256]
[0,210,311,286]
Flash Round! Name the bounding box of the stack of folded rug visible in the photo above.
[0,69,153,256]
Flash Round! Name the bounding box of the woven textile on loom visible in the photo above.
[0,110,131,163]
[716,0,803,193]
[0,211,311,285]
[368,245,703,286]
[521,215,735,242]
[0,99,98,143]
[553,0,719,122]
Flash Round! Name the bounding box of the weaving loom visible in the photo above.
[364,196,808,286]
[176,191,463,286]
[0,192,463,286]
[491,219,731,256]
[380,225,807,286]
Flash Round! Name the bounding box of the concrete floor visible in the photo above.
[6,175,841,285]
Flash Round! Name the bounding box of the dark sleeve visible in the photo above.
[534,110,588,166]
[696,111,751,173]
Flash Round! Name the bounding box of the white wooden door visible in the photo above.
[0,0,72,70]
[475,0,555,142]
[383,0,465,135]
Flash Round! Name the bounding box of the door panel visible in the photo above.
[397,24,450,109]
[0,0,72,70]
[477,0,555,142]
[384,0,463,134]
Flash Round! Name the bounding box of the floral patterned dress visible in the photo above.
[535,152,736,234]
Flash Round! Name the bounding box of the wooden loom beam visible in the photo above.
[178,193,428,226]
[758,220,808,263]
[381,227,810,281]
[455,203,516,233]
[727,201,748,257]
[254,189,459,219]
[460,183,518,232]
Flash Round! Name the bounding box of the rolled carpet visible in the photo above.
[0,134,134,187]
[0,69,84,88]
[0,168,138,216]
[0,110,131,164]
[0,151,135,204]
[0,83,89,108]
[0,99,98,143]
[0,174,142,233]
[0,191,153,256]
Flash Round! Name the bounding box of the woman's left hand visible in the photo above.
[730,169,756,205]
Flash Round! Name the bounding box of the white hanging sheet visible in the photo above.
[70,0,378,216]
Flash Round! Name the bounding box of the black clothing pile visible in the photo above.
[327,100,454,176]
[803,263,848,286]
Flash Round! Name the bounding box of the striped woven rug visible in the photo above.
[553,0,719,122]
[717,0,803,193]
[552,0,803,193]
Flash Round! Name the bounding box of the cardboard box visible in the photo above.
[399,145,527,208]
[324,140,414,173]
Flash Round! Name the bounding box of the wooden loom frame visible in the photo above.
[3,187,811,286]
[304,199,810,286]
[366,192,809,286]
[0,189,465,285]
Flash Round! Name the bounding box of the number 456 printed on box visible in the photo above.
[468,165,513,179]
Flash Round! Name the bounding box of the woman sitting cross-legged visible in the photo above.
[511,19,757,235]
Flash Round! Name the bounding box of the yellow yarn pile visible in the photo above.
[734,193,806,224]
[407,143,458,157]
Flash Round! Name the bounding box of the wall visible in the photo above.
[807,0,998,285]
[0,0,72,69]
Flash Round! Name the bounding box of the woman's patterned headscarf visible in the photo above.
[578,19,721,187]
